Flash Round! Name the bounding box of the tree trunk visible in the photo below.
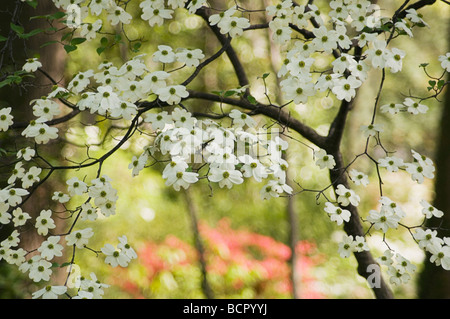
[0,0,67,297]
[417,52,450,298]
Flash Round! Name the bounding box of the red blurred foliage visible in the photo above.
[119,218,325,299]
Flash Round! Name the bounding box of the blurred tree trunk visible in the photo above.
[417,30,450,298]
[0,0,66,297]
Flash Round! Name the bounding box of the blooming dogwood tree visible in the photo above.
[0,0,450,299]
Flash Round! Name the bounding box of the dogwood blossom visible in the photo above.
[380,102,404,114]
[0,209,11,225]
[52,191,70,203]
[153,45,176,64]
[38,236,64,260]
[79,202,98,221]
[314,149,336,169]
[4,187,29,206]
[0,107,13,131]
[349,169,369,186]
[35,209,56,236]
[22,58,42,72]
[378,156,404,172]
[141,5,173,26]
[164,168,199,191]
[143,110,171,130]
[32,285,67,299]
[16,147,35,161]
[101,243,131,267]
[21,166,42,189]
[156,85,189,105]
[107,6,132,25]
[420,199,444,219]
[229,109,256,128]
[414,228,443,250]
[338,235,356,258]
[208,167,244,189]
[438,52,450,72]
[66,228,94,248]
[360,123,383,138]
[80,20,102,41]
[12,207,31,227]
[118,235,138,260]
[1,230,20,248]
[66,177,88,196]
[6,248,27,266]
[367,207,401,233]
[324,202,351,225]
[402,98,428,115]
[428,243,450,270]
[217,16,250,38]
[239,155,268,182]
[377,249,395,266]
[176,48,205,67]
[28,257,53,282]
[335,184,360,207]
[332,75,361,102]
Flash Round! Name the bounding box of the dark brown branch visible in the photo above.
[195,7,249,87]
[183,187,214,299]
[329,151,394,299]
[181,35,231,87]
[10,109,80,130]
[187,90,327,148]
[397,0,437,18]
[326,99,352,154]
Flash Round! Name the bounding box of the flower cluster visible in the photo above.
[2,0,449,299]
[265,0,421,109]
[338,234,369,258]
[140,107,293,199]
[377,250,417,286]
[378,150,435,184]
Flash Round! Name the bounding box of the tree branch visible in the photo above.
[329,151,394,299]
[397,0,437,18]
[187,90,328,148]
[195,7,249,87]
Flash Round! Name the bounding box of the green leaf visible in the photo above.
[224,90,236,97]
[20,28,44,39]
[100,37,108,47]
[437,80,445,90]
[419,63,429,68]
[59,262,72,268]
[71,37,86,45]
[40,40,59,48]
[61,31,72,42]
[10,23,24,35]
[0,79,12,89]
[96,46,106,55]
[428,80,436,87]
[247,95,257,105]
[31,11,66,21]
[380,24,391,32]
[25,0,38,8]
[262,73,270,79]
[114,34,122,43]
[132,42,141,53]
[51,11,66,20]
[64,44,77,53]
[0,35,7,42]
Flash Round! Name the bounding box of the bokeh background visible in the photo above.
[1,0,449,299]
